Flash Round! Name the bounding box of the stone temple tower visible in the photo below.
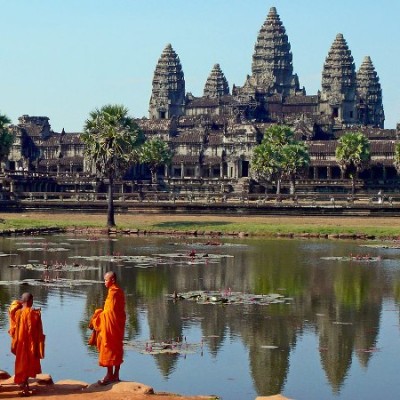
[320,34,357,124]
[203,64,230,98]
[149,44,185,119]
[251,6,301,96]
[356,56,384,128]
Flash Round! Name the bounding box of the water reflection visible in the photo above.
[0,235,399,399]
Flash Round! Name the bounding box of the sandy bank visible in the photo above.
[0,373,217,399]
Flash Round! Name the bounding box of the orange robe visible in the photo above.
[8,301,45,384]
[90,284,126,367]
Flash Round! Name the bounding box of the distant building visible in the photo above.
[5,7,399,195]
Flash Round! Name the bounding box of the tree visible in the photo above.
[251,125,309,194]
[335,131,370,195]
[139,138,173,183]
[81,104,144,227]
[0,113,13,170]
[394,142,400,174]
[280,142,310,194]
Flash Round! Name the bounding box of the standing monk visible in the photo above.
[8,292,45,396]
[89,271,126,385]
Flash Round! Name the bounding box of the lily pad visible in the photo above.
[124,339,201,355]
[8,262,99,272]
[0,278,101,287]
[167,290,291,305]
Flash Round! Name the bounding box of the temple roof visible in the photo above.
[357,56,382,102]
[251,7,299,95]
[203,64,230,98]
[322,33,356,96]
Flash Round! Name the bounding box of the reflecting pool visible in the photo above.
[0,234,399,400]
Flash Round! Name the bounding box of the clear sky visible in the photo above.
[1,0,399,132]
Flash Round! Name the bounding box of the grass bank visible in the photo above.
[0,212,399,239]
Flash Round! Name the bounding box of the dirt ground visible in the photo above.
[0,375,290,399]
[0,375,217,399]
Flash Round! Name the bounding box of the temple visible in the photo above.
[3,7,399,197]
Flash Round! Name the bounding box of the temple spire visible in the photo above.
[356,56,384,127]
[320,33,357,124]
[203,64,230,98]
[149,44,185,119]
[251,6,300,95]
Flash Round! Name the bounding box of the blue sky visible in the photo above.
[1,0,399,132]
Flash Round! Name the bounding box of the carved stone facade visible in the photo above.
[148,44,186,120]
[149,7,384,130]
[4,6,399,196]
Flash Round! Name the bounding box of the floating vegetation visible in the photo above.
[8,262,98,272]
[167,290,291,305]
[124,339,202,355]
[0,278,101,287]
[16,247,70,252]
[66,238,118,242]
[15,240,70,247]
[360,244,400,249]
[356,347,380,353]
[321,256,381,262]
[8,237,45,241]
[69,251,232,268]
[0,253,17,257]
[168,241,248,248]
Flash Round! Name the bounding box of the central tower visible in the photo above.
[251,7,301,96]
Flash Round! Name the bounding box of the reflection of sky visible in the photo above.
[285,300,400,400]
[1,236,400,399]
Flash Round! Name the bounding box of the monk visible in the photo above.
[89,271,126,385]
[8,292,45,396]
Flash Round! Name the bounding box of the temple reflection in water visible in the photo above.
[0,235,397,398]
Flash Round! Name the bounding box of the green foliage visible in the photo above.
[394,142,400,173]
[81,104,144,226]
[139,138,173,182]
[81,104,144,179]
[251,125,309,194]
[335,131,370,172]
[0,113,13,165]
[335,131,370,194]
[1,215,400,238]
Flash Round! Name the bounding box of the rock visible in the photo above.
[55,379,88,390]
[35,373,54,384]
[110,381,154,394]
[0,370,11,379]
[256,395,293,400]
[87,381,154,394]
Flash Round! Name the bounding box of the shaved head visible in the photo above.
[21,292,33,306]
[104,271,117,282]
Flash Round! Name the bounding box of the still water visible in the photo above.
[0,234,399,400]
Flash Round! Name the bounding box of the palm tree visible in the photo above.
[251,125,309,194]
[0,113,13,170]
[139,138,173,183]
[252,140,281,193]
[281,142,310,194]
[335,131,370,195]
[81,104,144,227]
